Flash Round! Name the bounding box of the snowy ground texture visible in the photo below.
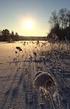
[0,41,70,109]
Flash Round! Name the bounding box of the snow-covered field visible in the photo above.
[0,41,70,109]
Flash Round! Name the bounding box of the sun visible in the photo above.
[20,18,34,31]
[25,20,33,30]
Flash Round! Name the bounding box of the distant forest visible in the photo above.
[0,29,47,42]
[0,8,70,42]
[0,29,19,42]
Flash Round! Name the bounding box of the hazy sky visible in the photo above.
[0,0,70,36]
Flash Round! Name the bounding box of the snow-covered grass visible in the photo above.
[0,41,70,109]
[0,40,70,81]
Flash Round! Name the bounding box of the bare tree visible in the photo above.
[49,8,70,29]
[49,11,58,28]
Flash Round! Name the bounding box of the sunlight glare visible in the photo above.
[25,20,33,30]
[20,17,34,31]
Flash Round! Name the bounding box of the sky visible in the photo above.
[0,0,70,36]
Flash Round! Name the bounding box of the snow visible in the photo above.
[0,41,70,109]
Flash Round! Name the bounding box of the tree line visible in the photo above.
[0,29,19,42]
[47,8,70,42]
[0,9,70,42]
